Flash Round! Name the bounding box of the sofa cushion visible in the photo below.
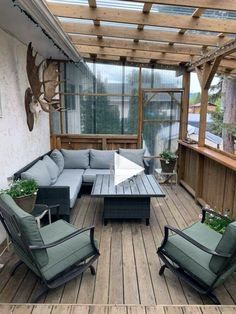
[90,149,115,169]
[53,169,84,208]
[61,149,90,169]
[0,194,48,268]
[209,221,236,274]
[119,148,145,167]
[21,160,51,186]
[40,220,97,280]
[43,155,59,184]
[163,222,221,287]
[83,169,111,183]
[50,149,64,174]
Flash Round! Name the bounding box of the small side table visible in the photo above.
[155,168,178,189]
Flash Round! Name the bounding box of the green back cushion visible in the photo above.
[209,221,236,274]
[119,148,145,167]
[21,160,51,186]
[43,155,59,184]
[90,149,115,169]
[61,149,90,169]
[0,194,48,267]
[50,149,64,174]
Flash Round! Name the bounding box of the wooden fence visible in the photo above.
[178,141,236,218]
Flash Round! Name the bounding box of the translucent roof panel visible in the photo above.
[48,0,88,4]
[151,5,195,15]
[202,10,236,20]
[96,1,143,11]
[144,25,180,32]
[59,17,94,24]
[101,21,137,28]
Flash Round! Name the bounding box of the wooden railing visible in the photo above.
[51,134,139,150]
[178,140,236,218]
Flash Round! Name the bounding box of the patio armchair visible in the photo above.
[0,194,100,302]
[157,206,236,304]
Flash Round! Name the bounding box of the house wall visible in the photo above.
[0,28,50,244]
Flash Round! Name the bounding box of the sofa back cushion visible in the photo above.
[21,160,51,186]
[90,149,115,169]
[43,155,59,184]
[61,149,90,169]
[209,221,236,274]
[119,148,145,167]
[50,149,64,174]
[0,194,48,267]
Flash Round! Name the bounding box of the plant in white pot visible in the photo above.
[4,179,38,213]
[160,150,177,173]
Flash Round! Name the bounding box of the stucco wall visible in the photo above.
[0,28,50,244]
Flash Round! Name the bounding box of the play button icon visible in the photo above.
[114,152,144,186]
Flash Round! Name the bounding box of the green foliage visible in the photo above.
[160,150,177,162]
[2,179,38,198]
[204,212,233,234]
[190,92,201,105]
[209,102,223,136]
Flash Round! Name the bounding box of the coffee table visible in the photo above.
[91,174,165,225]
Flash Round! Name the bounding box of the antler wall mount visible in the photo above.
[25,42,63,131]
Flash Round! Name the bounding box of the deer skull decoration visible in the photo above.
[25,42,63,131]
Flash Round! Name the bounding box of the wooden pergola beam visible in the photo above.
[48,4,236,34]
[76,45,192,62]
[188,39,236,70]
[70,35,206,55]
[123,0,236,11]
[61,22,230,47]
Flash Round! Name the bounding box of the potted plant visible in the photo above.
[3,179,38,213]
[159,150,177,173]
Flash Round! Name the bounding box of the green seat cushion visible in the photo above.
[163,222,222,287]
[40,220,97,281]
[0,194,48,267]
[209,221,236,274]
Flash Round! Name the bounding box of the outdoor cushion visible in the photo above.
[0,194,48,267]
[21,160,51,186]
[119,148,145,167]
[90,149,115,169]
[163,222,221,287]
[61,149,90,169]
[50,149,64,174]
[53,169,84,208]
[209,221,236,274]
[40,220,97,280]
[83,169,111,183]
[42,155,59,184]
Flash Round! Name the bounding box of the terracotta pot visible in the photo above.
[14,194,37,213]
[160,159,176,173]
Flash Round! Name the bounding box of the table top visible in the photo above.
[91,174,165,198]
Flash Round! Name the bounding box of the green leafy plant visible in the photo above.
[204,211,233,234]
[2,179,38,198]
[160,150,177,164]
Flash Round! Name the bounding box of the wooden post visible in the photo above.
[180,70,190,140]
[198,87,209,147]
[137,65,142,148]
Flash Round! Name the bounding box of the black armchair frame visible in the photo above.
[0,199,100,303]
[157,207,235,305]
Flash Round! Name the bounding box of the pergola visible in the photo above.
[45,0,236,148]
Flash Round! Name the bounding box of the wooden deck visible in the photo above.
[0,185,236,305]
[0,304,236,314]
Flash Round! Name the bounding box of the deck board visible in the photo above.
[0,184,236,305]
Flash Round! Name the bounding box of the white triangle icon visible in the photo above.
[114,152,144,186]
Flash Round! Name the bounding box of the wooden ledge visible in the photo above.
[179,140,236,172]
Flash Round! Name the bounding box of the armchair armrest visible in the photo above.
[201,206,231,223]
[159,225,231,258]
[29,225,98,253]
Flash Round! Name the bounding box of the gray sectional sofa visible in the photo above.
[14,148,149,222]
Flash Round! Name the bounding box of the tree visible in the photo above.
[221,76,236,153]
[80,76,121,134]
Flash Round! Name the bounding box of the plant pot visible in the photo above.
[160,159,176,173]
[14,194,37,213]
